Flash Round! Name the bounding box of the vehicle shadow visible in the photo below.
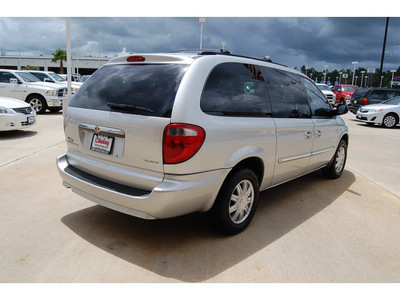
[61,170,355,282]
[348,117,400,129]
[45,110,63,115]
[0,130,37,140]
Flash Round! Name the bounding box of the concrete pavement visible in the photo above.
[0,111,399,283]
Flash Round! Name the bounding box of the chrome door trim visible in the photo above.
[311,146,335,156]
[278,152,311,163]
[79,123,125,137]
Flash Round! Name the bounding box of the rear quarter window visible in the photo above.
[69,64,188,118]
[200,63,272,116]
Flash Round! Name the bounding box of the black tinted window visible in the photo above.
[69,64,187,118]
[261,68,311,118]
[370,90,386,100]
[30,73,46,81]
[301,77,332,117]
[353,88,368,97]
[201,63,271,116]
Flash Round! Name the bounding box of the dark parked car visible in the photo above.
[348,87,400,113]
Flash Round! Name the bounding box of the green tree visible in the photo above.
[22,65,40,70]
[51,48,67,74]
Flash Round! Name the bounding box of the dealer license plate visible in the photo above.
[90,134,114,154]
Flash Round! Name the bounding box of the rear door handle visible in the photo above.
[314,130,322,138]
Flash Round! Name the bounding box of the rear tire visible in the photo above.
[210,168,259,235]
[323,139,347,179]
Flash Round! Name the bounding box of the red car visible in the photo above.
[332,84,359,105]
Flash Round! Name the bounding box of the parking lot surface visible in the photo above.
[0,111,399,283]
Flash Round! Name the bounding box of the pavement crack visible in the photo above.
[0,141,65,169]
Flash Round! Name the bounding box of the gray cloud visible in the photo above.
[1,17,400,71]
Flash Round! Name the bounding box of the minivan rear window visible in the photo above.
[69,64,188,118]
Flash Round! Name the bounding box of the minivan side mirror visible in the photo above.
[335,104,348,115]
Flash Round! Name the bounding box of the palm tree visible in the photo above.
[51,48,67,74]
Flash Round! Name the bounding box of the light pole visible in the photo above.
[199,18,206,49]
[323,65,328,84]
[380,75,384,87]
[361,71,366,87]
[352,61,358,85]
[390,70,396,88]
[98,49,101,68]
[76,38,80,75]
[17,48,22,70]
[221,41,225,51]
[339,72,343,84]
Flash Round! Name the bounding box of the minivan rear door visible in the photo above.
[65,61,189,190]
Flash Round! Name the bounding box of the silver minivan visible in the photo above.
[57,50,349,234]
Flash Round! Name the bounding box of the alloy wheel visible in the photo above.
[229,179,254,224]
[335,145,346,173]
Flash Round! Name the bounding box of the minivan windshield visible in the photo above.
[69,64,188,117]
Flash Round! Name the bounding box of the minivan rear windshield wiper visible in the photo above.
[107,103,155,113]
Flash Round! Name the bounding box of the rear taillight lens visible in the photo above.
[362,98,368,105]
[163,124,205,164]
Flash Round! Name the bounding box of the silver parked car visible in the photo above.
[57,50,349,234]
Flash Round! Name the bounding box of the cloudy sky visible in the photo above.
[1,2,400,72]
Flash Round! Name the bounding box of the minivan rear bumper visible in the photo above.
[57,153,229,219]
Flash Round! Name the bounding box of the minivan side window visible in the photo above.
[301,77,332,117]
[261,67,311,118]
[201,63,272,116]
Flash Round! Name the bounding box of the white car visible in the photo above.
[356,97,400,128]
[0,96,36,131]
[316,83,336,106]
[0,69,66,114]
[27,71,82,90]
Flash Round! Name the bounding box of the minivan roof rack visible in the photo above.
[169,49,285,66]
[169,49,231,55]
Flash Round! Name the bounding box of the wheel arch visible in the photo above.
[25,93,46,103]
[384,112,399,122]
[341,133,349,145]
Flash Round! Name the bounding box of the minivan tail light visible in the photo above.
[163,124,205,164]
[127,56,145,62]
[362,97,368,105]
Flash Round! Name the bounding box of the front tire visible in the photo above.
[323,139,347,179]
[27,95,47,114]
[382,113,398,128]
[210,168,259,235]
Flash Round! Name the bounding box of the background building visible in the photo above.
[0,54,110,75]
